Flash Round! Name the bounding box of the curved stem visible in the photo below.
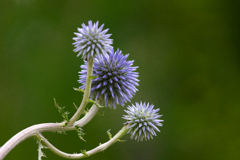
[36,125,129,159]
[0,104,99,160]
[74,104,99,127]
[0,123,66,160]
[68,57,94,126]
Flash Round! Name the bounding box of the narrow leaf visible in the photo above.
[81,150,88,157]
[73,87,85,93]
[88,99,104,108]
[107,129,112,139]
[89,75,98,79]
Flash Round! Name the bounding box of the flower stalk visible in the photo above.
[68,57,94,126]
[35,124,130,159]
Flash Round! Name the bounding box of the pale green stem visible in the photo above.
[74,104,99,127]
[36,124,130,159]
[0,104,99,160]
[68,57,94,126]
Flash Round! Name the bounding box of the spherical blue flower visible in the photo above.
[78,49,139,108]
[123,102,163,141]
[73,21,113,60]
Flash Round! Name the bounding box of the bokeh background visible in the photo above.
[0,0,239,160]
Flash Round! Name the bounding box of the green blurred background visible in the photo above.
[0,0,239,160]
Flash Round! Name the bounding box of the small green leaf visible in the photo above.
[81,150,88,157]
[89,75,98,79]
[83,109,89,115]
[117,139,126,142]
[73,87,85,93]
[107,129,112,139]
[54,98,69,124]
[75,126,86,142]
[88,99,104,108]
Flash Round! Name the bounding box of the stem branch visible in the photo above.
[36,125,129,159]
[0,104,99,160]
[68,57,94,126]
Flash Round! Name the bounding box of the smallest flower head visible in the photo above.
[73,20,113,60]
[123,102,163,141]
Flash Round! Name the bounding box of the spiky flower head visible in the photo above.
[73,20,113,60]
[78,48,139,108]
[123,102,163,141]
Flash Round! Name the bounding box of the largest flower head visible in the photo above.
[79,49,139,108]
[73,21,113,60]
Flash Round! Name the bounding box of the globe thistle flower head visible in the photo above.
[123,102,163,141]
[73,20,113,60]
[78,48,139,109]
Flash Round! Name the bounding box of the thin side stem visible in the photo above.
[36,125,130,159]
[68,57,94,126]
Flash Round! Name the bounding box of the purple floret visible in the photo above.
[78,48,139,108]
[123,102,163,141]
[73,20,113,60]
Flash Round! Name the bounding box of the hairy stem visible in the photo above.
[0,123,65,160]
[36,124,130,159]
[0,104,99,160]
[68,57,94,126]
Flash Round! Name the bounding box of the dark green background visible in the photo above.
[0,0,239,160]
